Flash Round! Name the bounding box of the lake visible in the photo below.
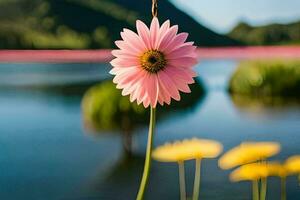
[0,60,299,200]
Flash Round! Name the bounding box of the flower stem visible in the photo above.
[193,159,202,200]
[260,177,267,200]
[252,180,259,200]
[136,107,156,200]
[298,174,300,186]
[281,177,286,200]
[178,161,187,200]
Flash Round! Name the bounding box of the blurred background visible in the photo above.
[0,0,299,199]
[1,0,300,49]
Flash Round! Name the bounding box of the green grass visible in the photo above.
[229,60,300,97]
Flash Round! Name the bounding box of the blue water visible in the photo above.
[0,60,299,200]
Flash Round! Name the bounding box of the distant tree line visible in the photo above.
[228,21,300,45]
[0,0,237,49]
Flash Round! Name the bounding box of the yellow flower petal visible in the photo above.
[152,138,223,162]
[230,162,283,182]
[285,155,300,174]
[265,162,287,177]
[219,142,280,169]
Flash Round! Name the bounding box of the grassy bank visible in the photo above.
[229,60,300,97]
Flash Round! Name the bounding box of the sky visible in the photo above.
[170,0,300,33]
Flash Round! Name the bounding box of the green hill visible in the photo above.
[0,0,239,49]
[228,21,300,45]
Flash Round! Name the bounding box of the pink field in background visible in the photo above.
[0,46,299,63]
[0,49,112,63]
[197,46,300,59]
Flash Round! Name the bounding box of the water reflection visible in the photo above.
[82,78,206,155]
[85,154,145,200]
[231,94,300,118]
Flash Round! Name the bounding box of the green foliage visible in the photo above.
[228,21,300,45]
[70,0,138,25]
[81,81,148,132]
[82,78,206,133]
[229,60,300,97]
[0,0,238,49]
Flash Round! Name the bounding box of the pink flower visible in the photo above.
[110,17,198,108]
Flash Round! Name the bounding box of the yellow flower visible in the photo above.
[152,138,223,162]
[285,155,300,175]
[265,162,287,178]
[230,162,282,182]
[219,142,281,169]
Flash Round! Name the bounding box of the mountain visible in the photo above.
[228,21,300,45]
[0,0,239,49]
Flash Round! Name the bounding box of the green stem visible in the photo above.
[252,180,259,200]
[260,177,267,200]
[178,161,187,200]
[136,107,156,200]
[298,174,300,187]
[193,159,202,200]
[281,177,286,200]
[259,159,266,200]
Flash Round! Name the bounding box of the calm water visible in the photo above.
[0,60,299,200]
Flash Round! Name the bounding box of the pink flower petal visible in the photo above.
[155,20,170,49]
[158,25,178,51]
[122,83,137,96]
[129,87,139,103]
[165,66,196,84]
[110,57,139,68]
[164,67,193,93]
[139,82,155,107]
[130,80,143,103]
[168,57,198,68]
[143,97,150,108]
[127,72,147,105]
[139,75,151,107]
[136,83,146,105]
[112,66,140,85]
[121,28,147,52]
[111,49,137,57]
[109,67,122,75]
[158,70,180,101]
[136,20,152,49]
[147,74,159,107]
[122,70,147,97]
[150,17,160,49]
[166,45,197,59]
[138,73,159,108]
[177,41,195,48]
[118,68,145,92]
[170,78,191,93]
[129,81,144,103]
[157,92,164,106]
[164,33,188,53]
[131,72,148,104]
[157,78,171,105]
[115,40,140,55]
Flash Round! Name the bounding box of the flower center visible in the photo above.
[140,50,166,73]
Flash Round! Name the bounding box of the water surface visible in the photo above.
[0,60,299,200]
